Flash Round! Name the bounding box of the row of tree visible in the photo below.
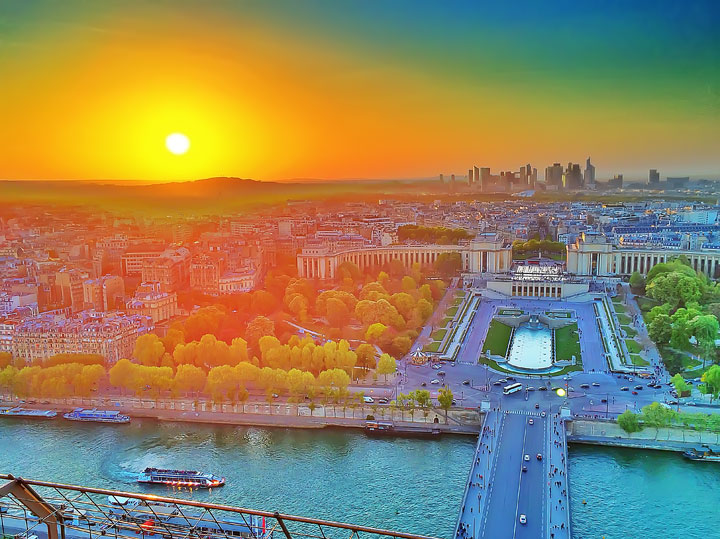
[617,401,720,435]
[397,225,472,245]
[0,363,105,398]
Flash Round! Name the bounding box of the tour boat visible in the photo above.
[63,408,130,423]
[683,447,720,462]
[137,467,226,488]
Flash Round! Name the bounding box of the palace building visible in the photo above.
[297,233,513,279]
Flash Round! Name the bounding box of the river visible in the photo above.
[1,419,719,538]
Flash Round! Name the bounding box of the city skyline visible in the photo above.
[0,0,718,182]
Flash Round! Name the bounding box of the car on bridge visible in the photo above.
[536,453,542,460]
[528,418,534,425]
[524,454,530,462]
[620,386,629,391]
[592,382,600,387]
[519,514,527,525]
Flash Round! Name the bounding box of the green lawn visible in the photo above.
[440,317,452,327]
[630,354,649,366]
[617,313,633,326]
[431,329,447,341]
[555,323,581,362]
[423,341,441,353]
[625,339,642,354]
[446,306,459,317]
[622,325,638,338]
[612,301,627,314]
[481,320,513,357]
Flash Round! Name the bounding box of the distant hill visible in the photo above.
[0,176,447,214]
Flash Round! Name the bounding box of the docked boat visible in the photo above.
[63,407,130,423]
[137,467,226,488]
[0,406,57,419]
[683,446,720,462]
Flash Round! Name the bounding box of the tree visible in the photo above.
[0,352,12,369]
[629,271,646,294]
[641,402,676,438]
[356,343,377,370]
[173,364,207,397]
[648,314,672,345]
[365,323,388,343]
[434,252,462,278]
[646,272,701,308]
[701,365,720,402]
[617,410,642,434]
[438,387,453,423]
[245,315,275,350]
[690,314,719,369]
[326,297,350,327]
[376,353,397,381]
[391,335,412,357]
[134,334,166,367]
[670,374,690,397]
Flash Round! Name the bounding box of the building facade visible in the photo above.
[297,233,512,279]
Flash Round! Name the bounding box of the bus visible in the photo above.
[503,383,523,395]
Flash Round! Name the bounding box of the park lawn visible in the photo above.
[625,339,642,354]
[440,317,452,327]
[555,323,581,362]
[612,301,627,314]
[446,306,459,317]
[617,313,633,326]
[431,329,447,341]
[481,320,513,356]
[682,355,702,370]
[630,354,649,366]
[452,297,463,306]
[622,325,638,338]
[423,341,441,353]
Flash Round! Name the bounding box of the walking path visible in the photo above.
[546,413,570,539]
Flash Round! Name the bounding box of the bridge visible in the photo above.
[455,409,570,539]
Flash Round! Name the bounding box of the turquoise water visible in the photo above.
[0,419,474,538]
[569,444,720,539]
[2,420,720,538]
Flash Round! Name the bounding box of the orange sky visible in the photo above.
[0,1,718,181]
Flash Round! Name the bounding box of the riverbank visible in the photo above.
[568,418,720,453]
[0,394,481,436]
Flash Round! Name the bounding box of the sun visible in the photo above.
[165,133,190,155]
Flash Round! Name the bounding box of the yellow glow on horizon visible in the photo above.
[166,133,190,155]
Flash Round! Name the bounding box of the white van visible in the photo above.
[363,396,374,404]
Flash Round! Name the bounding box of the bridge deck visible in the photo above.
[455,410,570,539]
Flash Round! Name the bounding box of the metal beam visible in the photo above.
[0,476,61,539]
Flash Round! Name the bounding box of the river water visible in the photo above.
[1,419,719,538]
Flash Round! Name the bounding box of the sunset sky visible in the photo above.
[0,0,718,182]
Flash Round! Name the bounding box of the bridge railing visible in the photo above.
[0,475,439,539]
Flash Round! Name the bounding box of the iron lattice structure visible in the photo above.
[0,475,439,539]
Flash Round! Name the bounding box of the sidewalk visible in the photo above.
[455,410,502,539]
[546,414,570,539]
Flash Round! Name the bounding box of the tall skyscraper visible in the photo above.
[468,168,474,185]
[480,167,490,191]
[584,157,596,186]
[473,166,480,189]
[649,169,660,185]
[545,163,564,187]
[563,163,583,189]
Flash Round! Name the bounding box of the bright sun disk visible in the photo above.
[166,133,190,155]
